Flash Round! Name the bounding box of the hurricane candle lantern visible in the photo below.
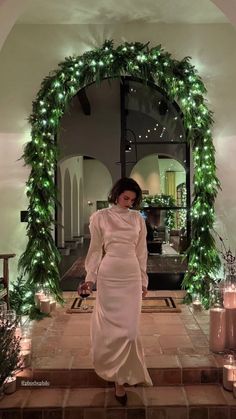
[192,294,202,311]
[223,354,236,391]
[209,284,226,353]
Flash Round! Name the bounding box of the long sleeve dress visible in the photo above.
[85,204,153,386]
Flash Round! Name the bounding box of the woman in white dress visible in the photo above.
[79,177,152,404]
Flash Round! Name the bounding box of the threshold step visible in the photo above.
[17,361,223,388]
[0,385,236,419]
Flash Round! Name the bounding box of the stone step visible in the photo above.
[16,363,223,389]
[0,385,236,419]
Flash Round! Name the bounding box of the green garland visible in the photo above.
[142,194,176,230]
[19,40,221,308]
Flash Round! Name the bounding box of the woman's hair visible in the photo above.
[108,177,143,209]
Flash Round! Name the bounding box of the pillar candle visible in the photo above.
[223,364,236,391]
[209,308,226,353]
[233,382,236,398]
[192,300,202,311]
[224,289,236,308]
[225,309,236,350]
[21,350,31,368]
[20,337,32,351]
[40,299,51,314]
[4,377,16,394]
[34,292,45,308]
[49,300,56,311]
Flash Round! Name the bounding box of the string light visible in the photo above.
[19,40,220,312]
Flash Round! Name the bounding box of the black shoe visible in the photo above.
[115,392,127,406]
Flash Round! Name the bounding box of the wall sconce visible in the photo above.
[87,201,94,206]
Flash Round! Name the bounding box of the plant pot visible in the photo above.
[4,377,16,394]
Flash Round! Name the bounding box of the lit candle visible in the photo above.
[192,300,202,311]
[34,292,45,308]
[40,298,51,314]
[223,355,236,391]
[49,300,56,311]
[209,307,226,353]
[223,365,236,391]
[21,350,31,368]
[233,382,236,398]
[224,288,236,309]
[192,295,202,311]
[225,309,236,350]
[20,337,32,352]
[4,376,16,394]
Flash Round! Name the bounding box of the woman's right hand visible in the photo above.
[78,281,93,296]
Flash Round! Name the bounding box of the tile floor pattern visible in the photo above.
[1,291,236,419]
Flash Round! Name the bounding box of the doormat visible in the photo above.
[66,296,181,314]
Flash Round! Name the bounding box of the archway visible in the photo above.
[19,40,221,306]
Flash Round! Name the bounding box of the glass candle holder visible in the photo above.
[34,286,45,308]
[223,275,236,309]
[223,354,236,391]
[209,291,226,353]
[192,293,202,311]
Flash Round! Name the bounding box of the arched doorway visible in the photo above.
[19,41,220,306]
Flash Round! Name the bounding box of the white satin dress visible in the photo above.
[85,204,152,386]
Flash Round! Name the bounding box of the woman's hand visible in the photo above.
[78,281,93,296]
[142,286,148,298]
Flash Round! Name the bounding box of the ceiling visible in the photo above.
[18,0,227,25]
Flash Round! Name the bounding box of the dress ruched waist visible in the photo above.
[105,243,136,258]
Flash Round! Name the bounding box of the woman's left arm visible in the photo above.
[136,214,149,296]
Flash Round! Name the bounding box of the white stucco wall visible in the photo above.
[1,17,236,279]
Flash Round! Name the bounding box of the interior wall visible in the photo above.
[158,159,186,195]
[83,159,113,235]
[130,155,161,195]
[0,132,29,280]
[0,21,236,281]
[58,156,83,245]
[214,135,236,249]
[58,81,121,182]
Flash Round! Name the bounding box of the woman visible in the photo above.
[79,177,153,404]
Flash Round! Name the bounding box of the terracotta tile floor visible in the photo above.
[1,291,236,418]
[25,290,215,369]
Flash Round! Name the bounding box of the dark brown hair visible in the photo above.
[108,177,142,209]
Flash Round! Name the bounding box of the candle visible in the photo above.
[34,292,45,308]
[192,301,202,311]
[233,382,236,398]
[20,337,32,351]
[209,307,226,353]
[4,376,16,394]
[40,299,51,314]
[225,309,236,350]
[49,300,56,311]
[224,288,236,308]
[223,364,236,391]
[21,350,31,368]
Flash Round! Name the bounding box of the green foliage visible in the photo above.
[9,275,34,316]
[9,275,52,320]
[142,194,176,230]
[20,40,221,308]
[0,320,22,387]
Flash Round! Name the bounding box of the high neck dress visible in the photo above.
[85,204,152,386]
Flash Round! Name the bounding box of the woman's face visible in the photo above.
[117,190,136,209]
